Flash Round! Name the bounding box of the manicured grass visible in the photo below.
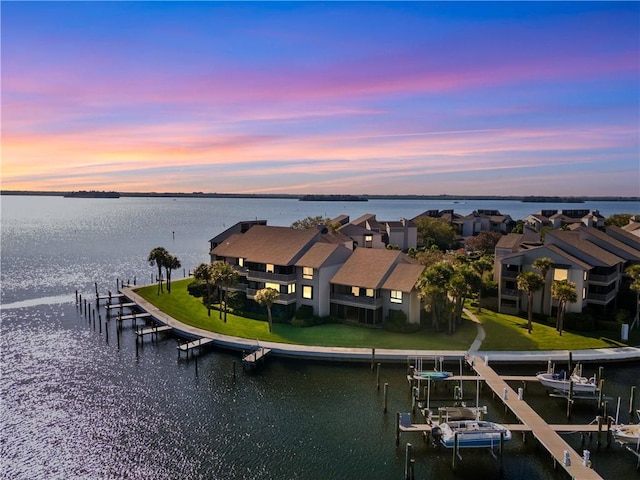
[135,279,477,350]
[467,307,617,351]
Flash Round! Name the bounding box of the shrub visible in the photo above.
[294,305,314,320]
[187,280,208,298]
[383,310,421,334]
[564,312,595,332]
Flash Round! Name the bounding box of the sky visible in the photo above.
[2,1,639,196]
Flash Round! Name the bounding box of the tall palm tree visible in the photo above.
[517,271,545,334]
[148,247,168,295]
[164,254,181,293]
[216,262,239,323]
[194,263,214,316]
[472,255,493,313]
[625,264,640,330]
[209,261,227,319]
[533,257,553,316]
[552,279,578,336]
[254,287,279,333]
[418,261,454,333]
[448,264,478,332]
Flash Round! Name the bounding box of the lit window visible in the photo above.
[366,289,374,297]
[352,286,360,296]
[582,288,586,299]
[365,235,372,242]
[584,271,587,281]
[390,290,403,304]
[287,283,296,294]
[266,264,274,273]
[265,282,279,291]
[303,267,313,280]
[553,268,568,281]
[238,258,244,267]
[303,285,313,299]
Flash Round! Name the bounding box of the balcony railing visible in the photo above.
[330,293,383,308]
[501,288,520,298]
[587,272,618,285]
[587,290,617,304]
[232,265,249,276]
[246,288,297,304]
[246,270,297,283]
[502,270,519,279]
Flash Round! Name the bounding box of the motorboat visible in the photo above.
[432,420,512,449]
[417,370,452,380]
[612,424,640,446]
[536,367,598,394]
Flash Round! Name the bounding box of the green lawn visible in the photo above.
[135,279,476,350]
[137,279,632,352]
[468,307,622,351]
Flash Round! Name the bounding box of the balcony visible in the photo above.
[246,270,297,283]
[501,288,520,299]
[587,290,617,305]
[502,270,519,279]
[232,265,249,276]
[330,293,383,309]
[587,272,618,285]
[246,288,297,305]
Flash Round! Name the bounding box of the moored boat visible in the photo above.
[536,367,598,394]
[432,420,512,449]
[612,424,640,446]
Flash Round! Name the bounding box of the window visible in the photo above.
[366,288,374,298]
[303,285,313,299]
[303,267,313,280]
[265,282,279,291]
[287,283,296,294]
[352,286,360,296]
[365,235,372,242]
[582,287,586,300]
[238,258,244,267]
[266,263,274,273]
[390,290,402,304]
[553,268,568,281]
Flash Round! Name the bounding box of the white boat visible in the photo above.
[536,367,598,394]
[432,420,512,449]
[612,424,640,446]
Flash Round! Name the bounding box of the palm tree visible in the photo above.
[148,247,168,295]
[164,254,181,293]
[625,264,640,330]
[194,263,214,316]
[552,279,578,336]
[216,262,239,323]
[418,261,454,333]
[533,257,553,316]
[517,271,545,334]
[472,255,493,313]
[209,261,227,319]
[254,287,279,333]
[448,264,478,332]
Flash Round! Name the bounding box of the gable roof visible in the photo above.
[211,225,320,266]
[295,243,351,269]
[330,249,411,289]
[576,226,640,259]
[382,263,425,292]
[546,230,623,267]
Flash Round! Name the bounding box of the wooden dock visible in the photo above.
[117,312,152,321]
[469,355,604,479]
[177,338,215,358]
[242,347,271,369]
[105,302,137,310]
[136,325,173,337]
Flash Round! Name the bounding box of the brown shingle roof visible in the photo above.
[547,231,623,267]
[295,243,349,269]
[331,249,409,289]
[382,263,425,292]
[211,225,319,265]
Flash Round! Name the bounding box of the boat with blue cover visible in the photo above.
[432,420,512,449]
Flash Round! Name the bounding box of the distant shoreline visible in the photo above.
[1,190,638,203]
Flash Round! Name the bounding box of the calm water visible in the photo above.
[1,195,639,479]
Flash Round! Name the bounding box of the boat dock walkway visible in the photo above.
[242,347,271,369]
[117,312,151,321]
[470,355,603,480]
[177,338,215,358]
[105,302,137,310]
[136,325,173,337]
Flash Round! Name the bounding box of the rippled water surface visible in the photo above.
[1,195,639,479]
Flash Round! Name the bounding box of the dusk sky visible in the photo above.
[2,2,639,196]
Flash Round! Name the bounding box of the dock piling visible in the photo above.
[383,383,388,413]
[376,362,381,390]
[629,386,636,422]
